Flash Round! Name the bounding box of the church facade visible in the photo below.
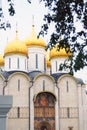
[0,24,87,130]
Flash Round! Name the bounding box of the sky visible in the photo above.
[0,0,87,84]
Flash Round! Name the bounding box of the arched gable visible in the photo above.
[5,72,30,106]
[57,74,78,84]
[57,73,78,107]
[8,72,30,81]
[34,73,55,82]
[33,73,56,97]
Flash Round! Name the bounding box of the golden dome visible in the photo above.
[4,32,28,57]
[0,54,4,66]
[25,25,46,48]
[46,50,51,68]
[50,45,71,59]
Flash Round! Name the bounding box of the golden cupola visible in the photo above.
[4,30,28,57]
[0,54,4,66]
[50,44,71,59]
[25,24,46,48]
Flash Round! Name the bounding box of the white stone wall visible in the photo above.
[82,86,87,130]
[58,75,78,107]
[28,47,46,72]
[55,83,60,130]
[5,73,31,130]
[46,67,50,75]
[4,54,28,72]
[5,73,30,107]
[33,74,55,94]
[58,75,79,130]
[60,119,78,130]
[50,57,70,74]
[78,84,87,130]
[0,76,4,95]
[0,71,87,130]
[7,119,29,130]
[78,84,84,130]
[30,86,34,130]
[30,74,60,130]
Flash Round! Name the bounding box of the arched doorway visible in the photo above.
[34,92,56,130]
[38,121,51,130]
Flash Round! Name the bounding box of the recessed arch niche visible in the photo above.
[34,92,56,130]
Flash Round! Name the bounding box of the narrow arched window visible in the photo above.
[44,56,46,71]
[9,58,11,69]
[36,54,38,69]
[18,79,20,91]
[66,81,69,92]
[56,61,57,72]
[17,107,20,118]
[25,59,26,70]
[17,58,19,69]
[43,80,45,91]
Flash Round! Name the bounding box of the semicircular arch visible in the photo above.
[34,73,55,82]
[57,73,78,84]
[34,91,57,102]
[8,72,30,81]
[37,121,51,130]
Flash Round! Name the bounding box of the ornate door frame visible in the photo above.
[34,92,56,130]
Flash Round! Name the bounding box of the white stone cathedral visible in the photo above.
[0,24,87,130]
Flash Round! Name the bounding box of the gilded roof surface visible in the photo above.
[25,25,46,48]
[4,34,28,56]
[50,45,71,59]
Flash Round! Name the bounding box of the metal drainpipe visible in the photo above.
[55,81,60,130]
[29,80,33,130]
[3,79,8,95]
